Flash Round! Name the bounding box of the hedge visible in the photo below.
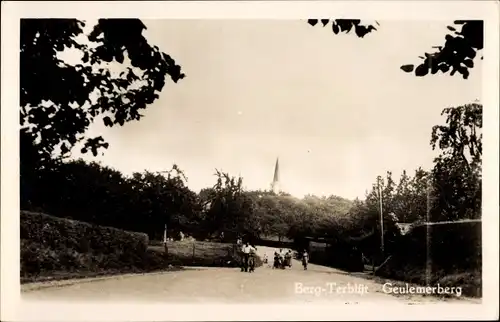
[21,211,149,255]
[375,221,482,297]
[20,211,167,280]
[21,211,263,281]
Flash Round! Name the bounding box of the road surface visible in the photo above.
[22,246,477,304]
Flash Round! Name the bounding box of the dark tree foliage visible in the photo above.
[430,103,482,221]
[20,19,185,159]
[430,103,482,167]
[20,19,186,229]
[307,19,483,79]
[401,21,483,79]
[21,160,201,240]
[202,170,260,240]
[307,19,377,38]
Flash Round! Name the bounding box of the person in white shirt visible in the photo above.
[279,248,286,261]
[241,242,256,272]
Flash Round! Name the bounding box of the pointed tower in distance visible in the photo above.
[271,157,280,194]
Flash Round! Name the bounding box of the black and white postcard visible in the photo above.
[1,1,499,321]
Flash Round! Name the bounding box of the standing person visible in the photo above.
[241,242,256,272]
[281,249,287,267]
[238,238,244,271]
[285,250,292,268]
[248,244,257,272]
[302,249,309,270]
[273,251,280,269]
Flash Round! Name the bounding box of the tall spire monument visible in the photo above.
[271,157,280,194]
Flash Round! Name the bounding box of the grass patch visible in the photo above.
[149,240,263,268]
[375,259,482,298]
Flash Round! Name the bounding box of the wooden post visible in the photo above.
[163,224,168,255]
[426,178,432,286]
[378,179,384,255]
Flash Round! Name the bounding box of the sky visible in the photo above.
[70,20,482,200]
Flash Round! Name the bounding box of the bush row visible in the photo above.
[21,240,171,277]
[375,222,482,297]
[20,211,172,280]
[21,211,149,255]
[21,212,263,281]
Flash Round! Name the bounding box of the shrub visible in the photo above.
[375,221,482,297]
[21,211,149,255]
[20,211,171,281]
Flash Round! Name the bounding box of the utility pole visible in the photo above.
[425,54,434,286]
[158,170,170,256]
[425,177,432,286]
[378,178,384,255]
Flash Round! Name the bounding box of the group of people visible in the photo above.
[269,249,293,269]
[268,249,309,270]
[236,238,310,272]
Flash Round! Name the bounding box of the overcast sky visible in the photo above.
[72,19,482,200]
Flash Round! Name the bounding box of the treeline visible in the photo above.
[20,145,358,244]
[21,103,482,264]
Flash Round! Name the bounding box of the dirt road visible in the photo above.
[21,246,478,304]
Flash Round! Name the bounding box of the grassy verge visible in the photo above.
[148,240,263,268]
[374,265,481,298]
[21,265,183,285]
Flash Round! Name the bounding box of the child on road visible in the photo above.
[302,249,309,270]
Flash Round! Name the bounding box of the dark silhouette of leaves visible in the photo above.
[354,24,376,38]
[402,20,483,79]
[415,64,429,77]
[20,19,185,160]
[331,22,340,34]
[400,64,414,73]
[307,19,377,37]
[306,19,482,79]
[463,59,474,68]
[307,19,318,26]
[103,116,113,127]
